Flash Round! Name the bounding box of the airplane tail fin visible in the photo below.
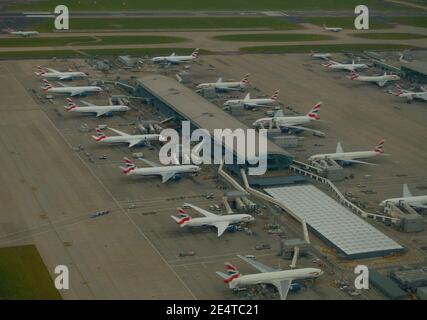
[171,208,190,227]
[35,66,46,76]
[120,157,137,174]
[3,27,15,34]
[191,48,199,59]
[271,90,280,101]
[310,50,315,56]
[240,73,250,86]
[64,98,78,111]
[322,62,333,68]
[348,71,359,80]
[307,102,322,120]
[394,84,404,96]
[222,262,241,288]
[92,128,107,142]
[41,79,53,91]
[374,139,385,154]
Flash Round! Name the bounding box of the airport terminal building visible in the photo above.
[135,74,294,174]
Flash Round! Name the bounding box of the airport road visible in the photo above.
[0,61,196,299]
[0,24,427,53]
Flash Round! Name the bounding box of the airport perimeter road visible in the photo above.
[0,24,426,53]
[0,61,195,299]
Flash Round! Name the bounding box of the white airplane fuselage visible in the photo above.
[46,86,103,96]
[253,115,312,128]
[309,150,379,162]
[151,55,196,64]
[99,134,161,145]
[184,214,253,228]
[41,72,87,80]
[231,268,322,288]
[352,74,400,86]
[69,105,129,115]
[126,165,200,177]
[11,31,39,36]
[380,195,427,208]
[197,81,246,91]
[327,63,368,71]
[397,91,427,101]
[311,53,331,59]
[224,97,276,107]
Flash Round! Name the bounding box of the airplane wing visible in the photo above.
[128,139,142,148]
[281,125,325,136]
[161,171,176,183]
[183,203,217,218]
[212,221,231,237]
[95,109,112,117]
[70,90,85,97]
[244,102,264,108]
[59,75,73,81]
[377,80,388,87]
[237,254,278,273]
[80,100,95,106]
[46,68,59,73]
[140,158,160,167]
[271,280,292,300]
[403,184,412,198]
[57,81,67,87]
[336,142,344,153]
[109,127,130,137]
[335,158,378,166]
[274,110,284,118]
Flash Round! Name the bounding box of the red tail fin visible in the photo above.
[374,139,385,154]
[191,48,199,58]
[270,90,280,101]
[307,102,322,120]
[241,74,250,85]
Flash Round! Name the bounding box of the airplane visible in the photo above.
[308,139,386,166]
[42,79,103,97]
[36,66,87,81]
[3,28,39,37]
[310,51,331,60]
[171,203,254,237]
[216,255,323,300]
[380,184,427,210]
[347,71,400,87]
[64,98,129,117]
[323,24,343,32]
[323,60,369,72]
[197,74,250,92]
[151,48,199,64]
[119,157,200,183]
[392,84,427,102]
[92,127,167,147]
[252,102,324,135]
[223,90,279,108]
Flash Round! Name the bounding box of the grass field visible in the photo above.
[0,245,62,300]
[213,33,334,42]
[301,17,392,30]
[0,48,209,59]
[0,35,186,47]
[35,17,302,32]
[351,33,427,40]
[387,16,427,28]
[240,43,419,54]
[8,0,404,11]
